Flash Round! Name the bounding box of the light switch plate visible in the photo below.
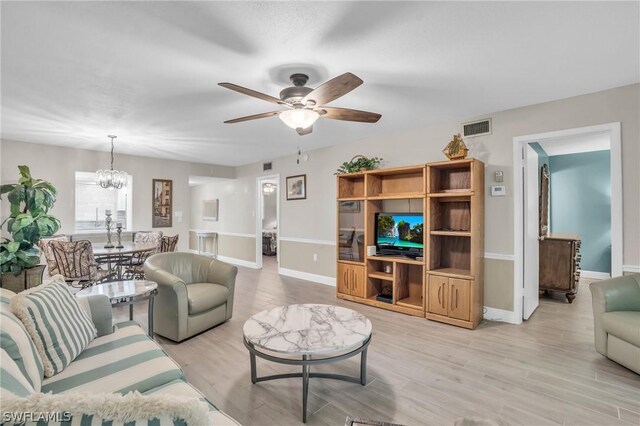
[491,185,506,196]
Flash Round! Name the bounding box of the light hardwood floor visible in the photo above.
[114,258,640,426]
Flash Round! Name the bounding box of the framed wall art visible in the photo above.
[286,174,307,200]
[152,179,172,228]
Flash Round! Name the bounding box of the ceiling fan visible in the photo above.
[218,72,381,136]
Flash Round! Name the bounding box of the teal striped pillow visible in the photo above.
[0,349,35,398]
[10,277,97,377]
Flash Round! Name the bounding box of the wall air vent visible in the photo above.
[462,118,492,138]
[263,162,273,171]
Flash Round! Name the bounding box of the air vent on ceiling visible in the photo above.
[462,118,492,138]
[263,162,273,171]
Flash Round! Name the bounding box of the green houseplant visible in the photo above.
[0,165,61,291]
[335,155,383,175]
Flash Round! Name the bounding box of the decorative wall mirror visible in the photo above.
[203,199,219,221]
[539,164,550,238]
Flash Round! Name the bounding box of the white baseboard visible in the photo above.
[278,267,336,287]
[189,250,259,269]
[581,270,611,280]
[483,306,520,324]
[623,265,640,274]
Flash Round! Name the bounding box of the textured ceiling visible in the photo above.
[1,1,638,166]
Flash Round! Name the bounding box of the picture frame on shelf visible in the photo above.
[152,179,172,228]
[286,174,307,200]
[339,200,361,213]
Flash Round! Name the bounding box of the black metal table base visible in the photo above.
[244,335,371,423]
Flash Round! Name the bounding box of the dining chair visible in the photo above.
[47,240,112,288]
[122,231,163,279]
[339,227,356,260]
[38,235,72,276]
[159,235,179,253]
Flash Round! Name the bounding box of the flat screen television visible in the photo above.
[375,212,424,258]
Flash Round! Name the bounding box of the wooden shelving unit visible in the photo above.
[336,159,484,329]
[426,159,484,329]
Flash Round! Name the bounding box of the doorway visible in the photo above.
[513,123,622,322]
[256,175,280,269]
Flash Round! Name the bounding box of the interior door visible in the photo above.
[523,144,540,320]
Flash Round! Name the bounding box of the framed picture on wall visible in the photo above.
[203,199,219,221]
[286,174,307,200]
[152,179,172,228]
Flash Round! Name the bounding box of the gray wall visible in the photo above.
[1,140,234,251]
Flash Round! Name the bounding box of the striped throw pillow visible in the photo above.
[10,276,97,377]
[0,300,44,391]
[0,349,35,398]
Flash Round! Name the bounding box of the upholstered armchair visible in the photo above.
[590,274,640,374]
[143,252,237,342]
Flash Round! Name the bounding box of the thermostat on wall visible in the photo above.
[490,185,506,196]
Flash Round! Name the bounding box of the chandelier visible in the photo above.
[96,135,127,189]
[263,183,276,194]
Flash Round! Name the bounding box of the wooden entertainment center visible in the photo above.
[336,159,484,329]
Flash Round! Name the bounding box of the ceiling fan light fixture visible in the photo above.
[278,109,319,130]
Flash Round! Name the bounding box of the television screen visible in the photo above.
[375,213,424,251]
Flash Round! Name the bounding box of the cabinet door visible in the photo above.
[448,279,471,321]
[428,275,448,316]
[351,265,365,298]
[337,263,351,295]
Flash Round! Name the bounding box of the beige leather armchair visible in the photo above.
[143,252,238,342]
[589,274,640,374]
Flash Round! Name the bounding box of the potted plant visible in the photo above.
[335,155,383,175]
[0,166,61,292]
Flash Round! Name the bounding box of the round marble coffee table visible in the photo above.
[77,280,158,337]
[243,304,372,423]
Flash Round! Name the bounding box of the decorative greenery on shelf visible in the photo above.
[335,155,383,175]
[0,166,61,276]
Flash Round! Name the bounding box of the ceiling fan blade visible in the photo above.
[224,111,280,124]
[319,107,381,123]
[296,126,313,136]
[302,72,363,106]
[218,82,288,105]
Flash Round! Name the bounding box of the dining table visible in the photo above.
[93,242,158,281]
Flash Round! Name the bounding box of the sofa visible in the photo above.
[589,274,640,374]
[143,253,238,342]
[0,286,239,425]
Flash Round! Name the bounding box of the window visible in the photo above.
[75,172,132,232]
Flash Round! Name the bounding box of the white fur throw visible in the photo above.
[2,391,210,425]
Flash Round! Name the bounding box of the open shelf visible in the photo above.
[429,267,473,279]
[430,231,471,237]
[429,235,471,272]
[428,160,472,194]
[396,295,423,309]
[338,174,365,199]
[368,271,394,281]
[366,168,424,198]
[367,255,424,265]
[367,193,425,200]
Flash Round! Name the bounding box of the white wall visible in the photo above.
[190,83,640,311]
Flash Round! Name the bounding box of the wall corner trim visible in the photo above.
[279,237,336,246]
[623,265,640,273]
[581,270,612,280]
[278,267,336,286]
[188,250,259,269]
[484,252,515,261]
[483,306,520,324]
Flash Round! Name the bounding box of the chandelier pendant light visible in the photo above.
[96,135,127,189]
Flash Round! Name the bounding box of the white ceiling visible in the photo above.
[538,132,610,156]
[2,1,638,166]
